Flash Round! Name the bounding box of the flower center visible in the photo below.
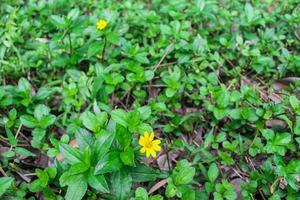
[145,141,153,148]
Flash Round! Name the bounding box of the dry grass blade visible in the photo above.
[148,179,168,194]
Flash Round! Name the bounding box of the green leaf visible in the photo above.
[107,32,120,44]
[95,151,123,174]
[88,41,103,58]
[165,182,177,198]
[294,118,300,135]
[67,162,89,176]
[213,108,226,120]
[137,106,151,121]
[138,123,153,134]
[207,163,219,183]
[204,129,214,148]
[67,8,80,20]
[80,111,100,133]
[18,78,31,93]
[0,177,14,197]
[135,187,148,199]
[15,147,35,157]
[75,128,94,150]
[34,87,54,100]
[1,150,15,158]
[46,167,57,179]
[28,179,43,193]
[8,109,17,120]
[92,132,115,163]
[150,195,163,200]
[31,128,46,148]
[20,115,38,128]
[5,128,17,147]
[274,133,291,145]
[65,175,87,200]
[39,115,56,129]
[120,147,135,166]
[111,109,128,127]
[116,125,132,149]
[216,87,230,108]
[174,167,195,185]
[88,170,109,193]
[59,144,82,164]
[290,96,299,110]
[166,88,176,97]
[49,15,66,29]
[112,169,132,200]
[127,111,141,132]
[245,3,254,22]
[130,164,158,182]
[34,104,50,121]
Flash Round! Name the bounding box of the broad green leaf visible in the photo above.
[174,167,195,185]
[67,162,89,176]
[207,163,219,183]
[5,128,17,147]
[49,15,66,29]
[165,182,177,198]
[294,118,300,135]
[135,187,148,199]
[88,41,103,58]
[15,147,35,157]
[65,175,87,200]
[0,177,14,196]
[111,109,128,127]
[20,115,38,128]
[290,96,299,110]
[95,151,122,174]
[120,147,135,167]
[34,104,50,121]
[204,129,214,148]
[274,133,291,145]
[18,78,31,93]
[39,115,56,129]
[137,106,151,120]
[245,3,254,22]
[112,169,132,200]
[88,170,109,193]
[1,150,15,158]
[67,8,80,20]
[80,111,100,133]
[75,128,94,150]
[130,164,158,182]
[92,132,115,163]
[107,32,120,44]
[116,125,132,149]
[59,144,82,164]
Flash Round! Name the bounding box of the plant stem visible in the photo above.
[101,36,107,63]
[68,32,73,55]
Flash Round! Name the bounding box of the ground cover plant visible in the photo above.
[0,0,300,199]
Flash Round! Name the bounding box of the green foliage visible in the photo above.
[1,0,300,199]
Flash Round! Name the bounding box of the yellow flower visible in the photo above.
[96,19,108,30]
[139,131,161,158]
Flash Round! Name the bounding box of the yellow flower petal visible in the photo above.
[96,19,108,30]
[152,139,161,145]
[139,131,161,159]
[144,131,149,139]
[153,145,161,151]
[140,147,146,153]
[149,132,154,141]
[146,150,151,158]
[150,150,157,158]
[138,136,145,146]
